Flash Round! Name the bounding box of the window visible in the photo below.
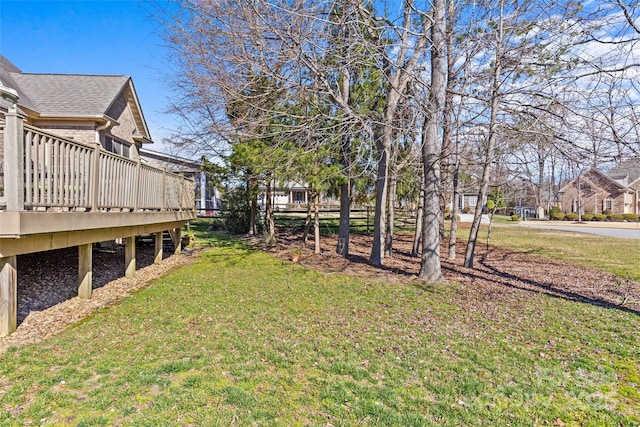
[468,195,477,207]
[605,199,612,211]
[105,137,130,158]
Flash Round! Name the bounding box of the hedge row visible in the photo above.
[554,212,639,222]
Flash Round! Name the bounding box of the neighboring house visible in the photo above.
[0,56,195,336]
[456,193,480,212]
[139,148,221,215]
[559,158,640,215]
[259,182,339,210]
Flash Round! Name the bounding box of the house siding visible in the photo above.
[0,126,4,197]
[106,92,138,145]
[0,123,4,167]
[30,121,96,145]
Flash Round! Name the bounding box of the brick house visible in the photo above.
[559,158,640,215]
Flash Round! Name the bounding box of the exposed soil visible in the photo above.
[1,229,638,353]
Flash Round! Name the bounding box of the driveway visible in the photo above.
[521,221,640,239]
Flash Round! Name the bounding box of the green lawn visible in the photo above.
[0,221,638,426]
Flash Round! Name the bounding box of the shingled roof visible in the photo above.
[607,157,640,186]
[10,73,130,117]
[0,55,151,142]
[1,55,130,117]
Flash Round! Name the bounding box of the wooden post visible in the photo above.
[161,169,167,210]
[154,231,163,264]
[125,236,136,278]
[78,243,93,299]
[90,143,101,211]
[366,206,371,233]
[4,108,25,211]
[171,228,182,255]
[174,228,182,254]
[0,256,17,337]
[133,159,141,211]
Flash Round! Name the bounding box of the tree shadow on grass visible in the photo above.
[473,251,640,316]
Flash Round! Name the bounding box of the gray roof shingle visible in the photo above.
[607,157,640,184]
[10,73,130,117]
[1,54,130,117]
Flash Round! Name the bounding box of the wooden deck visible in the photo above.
[0,109,196,336]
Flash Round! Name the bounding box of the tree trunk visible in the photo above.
[448,155,460,260]
[336,180,350,256]
[412,188,424,257]
[302,191,313,244]
[248,176,258,236]
[385,159,398,257]
[486,209,496,251]
[440,0,456,242]
[314,192,321,254]
[439,110,452,242]
[418,0,445,283]
[264,178,275,238]
[370,134,390,266]
[420,152,444,282]
[464,1,504,269]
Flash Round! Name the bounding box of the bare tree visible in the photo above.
[419,0,446,282]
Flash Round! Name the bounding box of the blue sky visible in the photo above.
[0,0,177,151]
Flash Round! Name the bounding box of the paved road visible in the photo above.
[522,224,640,239]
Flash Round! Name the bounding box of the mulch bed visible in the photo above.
[265,231,640,316]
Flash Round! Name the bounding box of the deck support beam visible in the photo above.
[169,228,182,255]
[154,232,163,264]
[125,236,136,278]
[174,228,182,255]
[0,256,17,337]
[78,243,93,299]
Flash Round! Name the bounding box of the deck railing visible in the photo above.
[0,112,194,213]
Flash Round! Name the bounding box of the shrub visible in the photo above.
[564,213,579,221]
[623,213,639,222]
[511,214,520,221]
[603,209,612,216]
[608,213,624,222]
[549,206,564,220]
[220,186,252,234]
[592,213,607,221]
[444,213,461,221]
[581,213,593,221]
[463,206,471,214]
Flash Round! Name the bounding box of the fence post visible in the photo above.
[4,104,24,211]
[134,159,141,211]
[90,143,101,211]
[161,169,166,210]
